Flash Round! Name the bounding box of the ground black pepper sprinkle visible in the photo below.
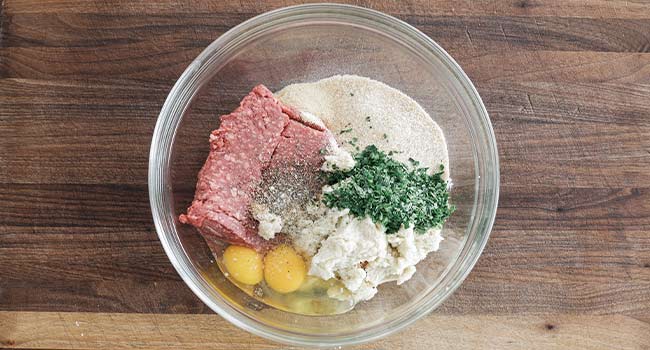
[254,162,324,215]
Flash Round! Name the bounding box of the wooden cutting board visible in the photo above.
[1,1,649,349]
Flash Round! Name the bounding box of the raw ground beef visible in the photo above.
[179,85,333,251]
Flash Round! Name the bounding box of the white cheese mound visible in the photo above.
[309,216,386,283]
[251,203,283,240]
[288,206,349,257]
[322,142,355,172]
[308,214,443,303]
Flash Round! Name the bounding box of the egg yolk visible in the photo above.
[222,245,263,285]
[264,245,306,294]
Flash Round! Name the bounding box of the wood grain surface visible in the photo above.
[1,0,649,349]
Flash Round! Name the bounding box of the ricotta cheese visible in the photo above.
[287,206,349,257]
[322,143,356,172]
[251,203,283,240]
[307,214,443,302]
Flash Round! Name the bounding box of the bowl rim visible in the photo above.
[149,3,499,347]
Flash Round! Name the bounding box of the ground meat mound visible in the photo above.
[180,85,333,251]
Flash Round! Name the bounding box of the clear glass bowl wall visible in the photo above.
[149,4,498,347]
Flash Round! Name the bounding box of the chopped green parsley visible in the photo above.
[322,145,454,234]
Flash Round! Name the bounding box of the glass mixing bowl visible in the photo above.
[149,3,498,347]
